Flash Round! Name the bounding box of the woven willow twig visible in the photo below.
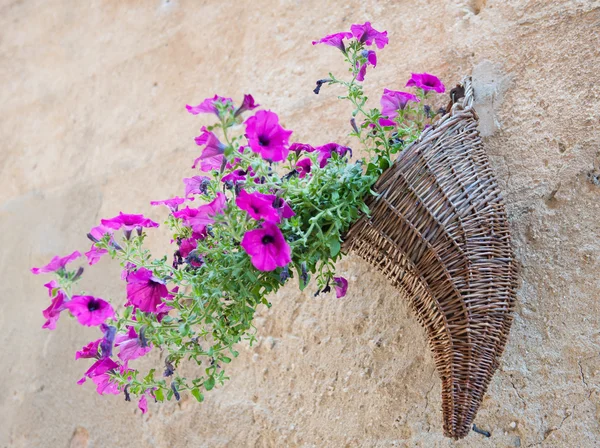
[343,77,518,440]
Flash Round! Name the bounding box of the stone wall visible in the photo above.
[2,0,599,446]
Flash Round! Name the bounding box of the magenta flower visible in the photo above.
[290,142,316,154]
[241,222,291,271]
[405,73,446,93]
[31,250,82,275]
[139,394,148,414]
[333,277,348,298]
[85,245,108,266]
[88,224,113,241]
[115,326,151,363]
[101,212,159,232]
[178,238,198,258]
[126,267,170,313]
[236,189,280,223]
[174,193,226,233]
[350,22,388,49]
[380,89,420,119]
[186,94,233,117]
[78,357,121,395]
[42,290,67,330]
[75,339,102,360]
[192,127,227,172]
[315,143,352,168]
[222,169,249,185]
[296,157,312,179]
[64,295,115,327]
[356,50,377,82]
[183,175,211,197]
[43,280,59,296]
[272,197,295,220]
[312,31,353,53]
[245,110,293,162]
[150,196,188,212]
[234,94,260,117]
[378,118,397,127]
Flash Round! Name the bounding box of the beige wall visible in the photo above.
[2,0,599,446]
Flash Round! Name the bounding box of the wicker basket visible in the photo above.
[343,77,518,439]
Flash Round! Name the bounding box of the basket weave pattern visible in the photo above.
[343,78,518,439]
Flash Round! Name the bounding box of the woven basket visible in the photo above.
[343,77,518,439]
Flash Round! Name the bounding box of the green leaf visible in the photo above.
[155,388,165,402]
[329,236,341,258]
[204,376,215,391]
[190,388,205,402]
[220,356,232,364]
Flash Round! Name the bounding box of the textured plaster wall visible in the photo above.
[1,0,599,447]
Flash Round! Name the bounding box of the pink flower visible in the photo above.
[88,224,114,241]
[179,238,198,258]
[296,158,312,178]
[234,94,260,117]
[245,110,293,162]
[186,94,233,117]
[31,250,82,275]
[315,143,352,168]
[290,143,316,154]
[42,290,67,330]
[236,189,280,223]
[64,295,115,327]
[138,394,148,414]
[405,73,445,93]
[78,357,122,395]
[356,50,377,82]
[192,127,227,172]
[183,176,211,197]
[150,196,189,212]
[350,22,388,49]
[85,245,108,265]
[126,267,170,313]
[312,32,353,53]
[75,339,102,360]
[101,213,159,232]
[272,197,295,220]
[241,222,291,271]
[378,118,397,127]
[115,326,151,363]
[333,276,348,298]
[222,169,249,185]
[173,193,226,234]
[380,89,420,119]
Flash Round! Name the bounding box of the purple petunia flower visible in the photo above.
[138,394,148,414]
[186,94,233,117]
[350,22,388,49]
[88,224,114,242]
[272,197,295,221]
[42,289,67,330]
[312,31,353,53]
[115,326,152,363]
[235,189,280,223]
[183,176,211,197]
[315,143,352,168]
[31,250,82,275]
[192,127,227,172]
[173,192,226,234]
[241,222,291,271]
[245,110,293,162]
[178,238,198,259]
[126,267,171,313]
[64,295,115,327]
[355,50,377,82]
[150,196,189,212]
[405,73,446,93]
[333,276,348,298]
[289,142,316,154]
[222,169,249,185]
[75,339,102,360]
[296,157,313,179]
[380,89,420,119]
[234,94,260,117]
[85,245,108,266]
[77,357,123,395]
[101,213,159,232]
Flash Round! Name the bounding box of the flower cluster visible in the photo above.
[32,22,448,413]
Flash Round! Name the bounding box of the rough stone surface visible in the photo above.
[2,0,599,447]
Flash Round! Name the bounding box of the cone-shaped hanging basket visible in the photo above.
[343,77,518,439]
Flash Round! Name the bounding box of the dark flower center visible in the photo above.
[251,205,260,214]
[261,235,274,245]
[258,135,270,147]
[87,299,100,312]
